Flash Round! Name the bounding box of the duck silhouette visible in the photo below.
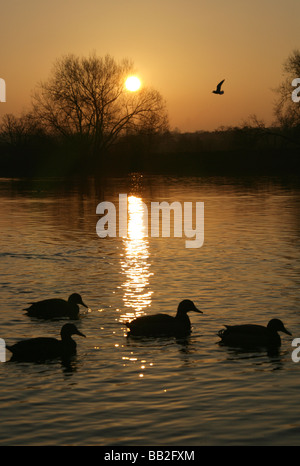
[212,79,225,95]
[7,323,86,361]
[126,300,202,337]
[25,293,88,319]
[218,319,291,348]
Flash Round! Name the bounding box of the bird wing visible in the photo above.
[129,314,173,328]
[216,79,225,91]
[12,337,57,349]
[128,314,175,336]
[25,298,63,310]
[224,324,267,336]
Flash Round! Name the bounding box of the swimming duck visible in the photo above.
[7,323,86,361]
[126,300,202,337]
[25,293,88,319]
[212,79,225,95]
[218,319,292,348]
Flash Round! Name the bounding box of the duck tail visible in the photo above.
[119,321,131,328]
[23,303,34,311]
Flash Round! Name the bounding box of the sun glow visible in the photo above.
[125,76,141,92]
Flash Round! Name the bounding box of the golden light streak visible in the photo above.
[120,195,153,322]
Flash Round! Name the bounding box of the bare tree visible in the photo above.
[0,112,43,146]
[274,50,300,128]
[33,53,169,155]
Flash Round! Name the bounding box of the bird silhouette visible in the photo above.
[217,319,291,348]
[212,79,225,95]
[24,293,88,319]
[7,323,86,362]
[126,299,202,337]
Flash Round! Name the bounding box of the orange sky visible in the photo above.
[1,0,300,132]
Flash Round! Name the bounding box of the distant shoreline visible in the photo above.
[0,128,299,178]
[0,149,299,178]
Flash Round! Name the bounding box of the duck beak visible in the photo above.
[194,306,203,314]
[283,326,292,336]
[80,299,88,308]
[76,329,86,338]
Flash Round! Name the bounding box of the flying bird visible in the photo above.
[212,79,225,95]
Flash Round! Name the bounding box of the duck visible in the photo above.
[7,323,86,361]
[126,299,202,337]
[218,318,292,348]
[24,293,88,319]
[212,79,225,95]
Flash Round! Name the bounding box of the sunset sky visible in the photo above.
[1,0,300,132]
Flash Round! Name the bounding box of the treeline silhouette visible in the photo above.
[0,121,299,177]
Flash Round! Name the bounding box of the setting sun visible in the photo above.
[125,76,141,92]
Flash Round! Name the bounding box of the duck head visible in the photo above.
[68,293,88,308]
[61,323,86,339]
[267,319,291,335]
[177,299,202,316]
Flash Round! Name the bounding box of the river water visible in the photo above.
[0,173,299,446]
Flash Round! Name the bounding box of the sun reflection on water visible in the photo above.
[120,195,153,322]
